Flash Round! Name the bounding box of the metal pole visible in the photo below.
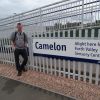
[81,0,84,29]
[19,15,20,22]
[91,6,93,28]
[40,8,42,35]
[13,13,16,30]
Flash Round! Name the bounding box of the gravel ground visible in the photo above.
[0,64,100,100]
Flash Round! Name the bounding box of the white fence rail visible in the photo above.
[0,29,100,85]
[0,0,100,85]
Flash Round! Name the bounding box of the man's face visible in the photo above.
[17,24,23,32]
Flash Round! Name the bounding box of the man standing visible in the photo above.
[10,23,28,76]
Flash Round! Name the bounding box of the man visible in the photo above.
[10,23,28,76]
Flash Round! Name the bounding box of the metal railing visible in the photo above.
[0,0,100,85]
[0,0,100,31]
[0,28,100,85]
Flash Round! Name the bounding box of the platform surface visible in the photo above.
[0,76,74,100]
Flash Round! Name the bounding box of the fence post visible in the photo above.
[28,37,34,69]
[81,0,84,29]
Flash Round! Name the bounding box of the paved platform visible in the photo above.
[0,64,100,100]
[0,76,74,100]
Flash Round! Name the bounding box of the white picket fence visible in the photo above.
[0,28,100,85]
[0,0,100,85]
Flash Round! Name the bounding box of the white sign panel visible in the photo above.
[33,39,100,63]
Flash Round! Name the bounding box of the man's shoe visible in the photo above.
[22,68,27,72]
[17,71,22,76]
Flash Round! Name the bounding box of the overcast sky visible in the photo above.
[0,0,60,19]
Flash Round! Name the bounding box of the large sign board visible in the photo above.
[33,39,100,63]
